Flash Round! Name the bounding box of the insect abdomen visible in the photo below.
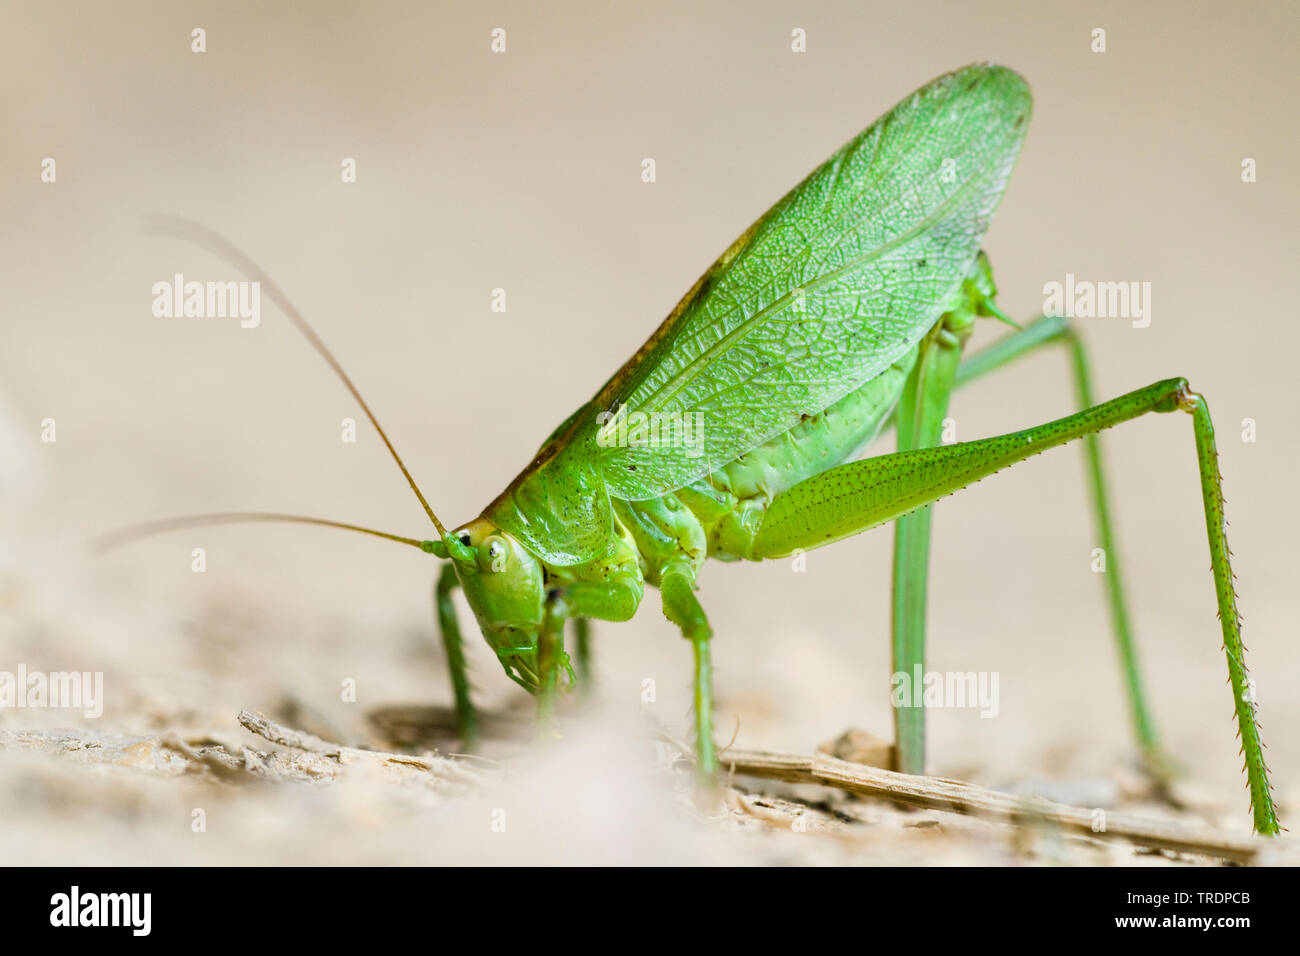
[709,350,915,500]
[612,348,917,574]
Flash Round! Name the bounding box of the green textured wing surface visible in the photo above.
[592,63,1031,500]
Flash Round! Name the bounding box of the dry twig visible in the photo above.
[718,747,1274,864]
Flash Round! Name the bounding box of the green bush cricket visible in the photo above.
[107,64,1279,835]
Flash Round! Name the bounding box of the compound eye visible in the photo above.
[479,535,509,573]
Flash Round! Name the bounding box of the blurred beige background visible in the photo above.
[1,1,1297,863]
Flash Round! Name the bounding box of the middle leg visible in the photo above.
[890,311,972,774]
[659,562,716,780]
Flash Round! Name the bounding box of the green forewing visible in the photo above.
[593,63,1032,500]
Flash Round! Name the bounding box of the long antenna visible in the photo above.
[94,512,436,554]
[146,216,449,538]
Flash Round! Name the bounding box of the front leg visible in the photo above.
[536,591,572,736]
[534,571,643,733]
[434,563,479,750]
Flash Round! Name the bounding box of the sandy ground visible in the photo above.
[2,2,1298,865]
